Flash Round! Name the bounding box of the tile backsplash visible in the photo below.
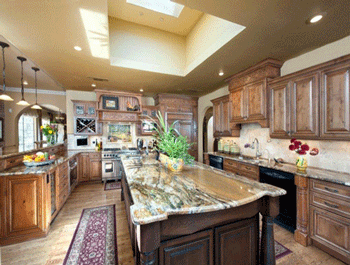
[221,123,350,173]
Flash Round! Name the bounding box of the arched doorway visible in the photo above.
[202,107,213,160]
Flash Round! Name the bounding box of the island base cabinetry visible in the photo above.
[0,174,50,246]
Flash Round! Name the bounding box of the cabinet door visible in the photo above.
[310,206,350,262]
[159,230,213,265]
[221,97,232,136]
[230,87,245,121]
[320,65,350,139]
[213,101,222,137]
[90,159,102,181]
[290,73,319,138]
[5,175,44,237]
[215,216,258,265]
[79,154,90,182]
[246,80,266,120]
[0,177,5,238]
[270,81,290,138]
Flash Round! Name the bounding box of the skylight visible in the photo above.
[126,0,184,18]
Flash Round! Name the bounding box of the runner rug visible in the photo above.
[275,240,292,260]
[63,205,118,265]
[104,181,121,191]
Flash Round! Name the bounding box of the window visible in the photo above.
[126,0,184,18]
[18,114,36,152]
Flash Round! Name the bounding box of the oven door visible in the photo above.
[102,160,121,180]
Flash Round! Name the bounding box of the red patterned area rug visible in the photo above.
[275,240,292,260]
[63,205,118,265]
[104,181,121,191]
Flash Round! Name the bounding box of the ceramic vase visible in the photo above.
[167,157,184,172]
[296,155,307,173]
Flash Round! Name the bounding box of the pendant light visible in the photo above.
[0,41,14,101]
[31,67,41,109]
[16,56,30,106]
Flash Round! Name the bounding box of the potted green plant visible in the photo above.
[142,111,194,171]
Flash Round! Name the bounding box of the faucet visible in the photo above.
[144,139,149,156]
[251,138,262,159]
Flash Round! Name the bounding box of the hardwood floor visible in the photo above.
[0,183,346,265]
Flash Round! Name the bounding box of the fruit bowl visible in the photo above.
[23,159,55,167]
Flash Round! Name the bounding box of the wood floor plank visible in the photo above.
[0,182,346,265]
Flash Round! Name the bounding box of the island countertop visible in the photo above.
[121,156,286,225]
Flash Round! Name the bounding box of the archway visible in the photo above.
[202,107,213,160]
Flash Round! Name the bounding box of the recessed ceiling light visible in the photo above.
[310,14,323,23]
[74,46,82,51]
[219,71,224,76]
[159,17,164,22]
[140,89,144,92]
[91,83,96,87]
[23,81,28,85]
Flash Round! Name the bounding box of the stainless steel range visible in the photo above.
[101,148,140,182]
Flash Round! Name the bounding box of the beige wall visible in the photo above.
[4,90,66,147]
[197,34,350,171]
[185,14,245,75]
[197,85,228,162]
[109,17,186,76]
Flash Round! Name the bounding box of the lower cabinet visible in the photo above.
[78,153,102,182]
[223,159,259,181]
[310,179,350,264]
[159,230,214,265]
[158,216,258,265]
[0,174,50,246]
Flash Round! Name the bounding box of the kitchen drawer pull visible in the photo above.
[244,166,251,171]
[324,201,339,208]
[324,187,339,193]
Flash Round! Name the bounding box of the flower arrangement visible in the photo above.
[289,138,309,155]
[40,124,58,144]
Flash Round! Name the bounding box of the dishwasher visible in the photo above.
[209,155,223,170]
[259,166,296,233]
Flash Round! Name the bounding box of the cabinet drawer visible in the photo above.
[59,176,69,192]
[223,159,240,169]
[311,179,350,201]
[89,152,101,159]
[59,188,69,206]
[238,163,259,175]
[310,206,350,254]
[311,192,350,218]
[58,162,68,174]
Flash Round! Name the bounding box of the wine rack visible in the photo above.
[75,118,97,134]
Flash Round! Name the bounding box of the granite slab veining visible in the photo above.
[121,156,286,225]
[206,152,350,187]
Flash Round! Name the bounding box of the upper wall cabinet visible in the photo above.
[269,54,350,140]
[227,59,283,128]
[320,64,350,140]
[211,95,239,137]
[72,100,100,135]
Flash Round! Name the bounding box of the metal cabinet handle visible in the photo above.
[324,201,339,208]
[325,187,339,193]
[244,166,251,171]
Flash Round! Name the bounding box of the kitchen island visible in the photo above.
[121,156,286,265]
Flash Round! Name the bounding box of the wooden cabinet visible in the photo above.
[159,230,214,265]
[228,59,283,128]
[155,94,198,160]
[79,153,90,182]
[57,162,69,209]
[72,100,100,135]
[320,64,350,140]
[310,179,350,264]
[211,95,239,137]
[269,73,319,138]
[0,174,50,246]
[269,54,350,140]
[137,105,159,136]
[223,159,259,181]
[78,152,101,182]
[215,216,258,265]
[72,100,97,117]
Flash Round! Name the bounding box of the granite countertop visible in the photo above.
[121,156,286,225]
[0,143,65,158]
[0,150,100,176]
[206,152,350,187]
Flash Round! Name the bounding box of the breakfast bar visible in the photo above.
[121,156,286,265]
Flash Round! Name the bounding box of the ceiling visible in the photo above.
[108,0,203,36]
[0,0,349,96]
